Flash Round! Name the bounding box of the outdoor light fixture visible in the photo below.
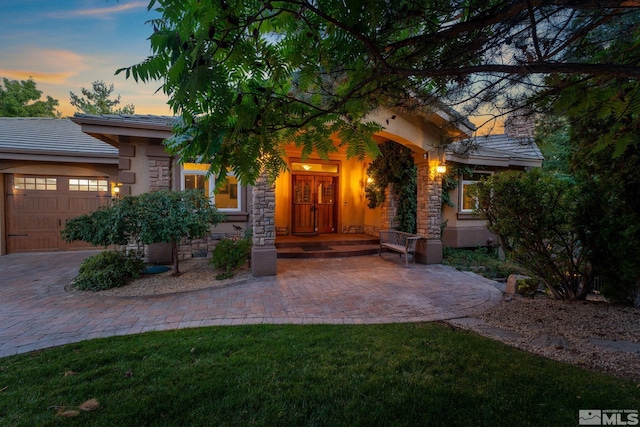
[302,164,311,171]
[112,182,123,197]
[436,163,447,175]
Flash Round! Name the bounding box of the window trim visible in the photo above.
[459,171,492,213]
[180,164,242,212]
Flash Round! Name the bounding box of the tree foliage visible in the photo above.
[136,190,225,274]
[117,0,640,183]
[0,77,60,117]
[473,169,593,300]
[62,190,224,275]
[70,80,135,115]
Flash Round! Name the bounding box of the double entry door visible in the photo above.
[292,174,337,234]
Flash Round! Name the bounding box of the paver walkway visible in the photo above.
[0,251,502,358]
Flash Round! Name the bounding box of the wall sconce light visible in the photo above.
[112,182,123,197]
[436,163,447,175]
[366,177,374,184]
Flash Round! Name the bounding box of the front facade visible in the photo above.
[0,118,119,255]
[72,107,474,275]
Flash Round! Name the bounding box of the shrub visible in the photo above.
[73,251,145,291]
[210,237,252,280]
[443,247,528,279]
[473,169,594,300]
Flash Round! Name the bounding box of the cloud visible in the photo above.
[46,1,147,20]
[0,47,89,85]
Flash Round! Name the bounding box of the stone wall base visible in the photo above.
[415,239,443,264]
[251,245,277,277]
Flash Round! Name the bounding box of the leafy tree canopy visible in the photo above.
[0,77,60,117]
[70,80,135,115]
[119,0,640,183]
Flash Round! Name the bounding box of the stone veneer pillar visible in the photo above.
[415,159,443,264]
[380,187,400,230]
[251,172,277,276]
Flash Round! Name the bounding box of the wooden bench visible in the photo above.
[379,229,421,267]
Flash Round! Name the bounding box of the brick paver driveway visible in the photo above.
[0,251,502,357]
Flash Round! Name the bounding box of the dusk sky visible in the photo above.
[1,0,171,117]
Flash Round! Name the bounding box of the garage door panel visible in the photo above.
[67,196,110,212]
[12,195,59,212]
[11,216,59,231]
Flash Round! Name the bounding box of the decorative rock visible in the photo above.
[506,274,530,295]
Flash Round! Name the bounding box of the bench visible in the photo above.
[379,229,421,267]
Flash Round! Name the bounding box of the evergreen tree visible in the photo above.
[70,80,135,115]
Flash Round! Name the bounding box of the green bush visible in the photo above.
[210,237,252,280]
[73,251,145,291]
[473,169,594,300]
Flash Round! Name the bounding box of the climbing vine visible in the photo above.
[365,141,417,233]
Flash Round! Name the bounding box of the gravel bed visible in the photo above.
[69,259,251,297]
[450,295,640,382]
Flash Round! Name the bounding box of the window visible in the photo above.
[13,176,57,190]
[69,178,109,192]
[460,172,491,213]
[181,163,242,211]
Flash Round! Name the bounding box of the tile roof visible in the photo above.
[72,113,177,130]
[0,117,118,157]
[447,133,544,167]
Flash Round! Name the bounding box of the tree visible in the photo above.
[473,169,593,300]
[0,77,60,117]
[135,190,225,275]
[118,0,640,184]
[70,80,135,115]
[62,190,224,275]
[529,11,640,306]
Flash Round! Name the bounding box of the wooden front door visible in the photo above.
[292,175,337,234]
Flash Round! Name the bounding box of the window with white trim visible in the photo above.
[181,163,242,211]
[460,171,491,213]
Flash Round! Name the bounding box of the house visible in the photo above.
[71,107,475,276]
[1,113,542,272]
[0,118,119,254]
[441,115,544,248]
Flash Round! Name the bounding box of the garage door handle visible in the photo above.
[8,234,28,237]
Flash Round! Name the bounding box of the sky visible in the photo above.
[0,0,171,117]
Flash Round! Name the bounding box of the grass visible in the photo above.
[1,323,638,426]
[443,246,528,279]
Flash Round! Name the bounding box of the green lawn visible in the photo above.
[1,323,637,426]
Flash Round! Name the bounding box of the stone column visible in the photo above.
[251,172,277,276]
[415,158,443,264]
[380,186,400,230]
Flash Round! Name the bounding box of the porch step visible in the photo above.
[276,234,380,259]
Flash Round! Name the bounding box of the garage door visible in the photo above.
[5,175,112,253]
